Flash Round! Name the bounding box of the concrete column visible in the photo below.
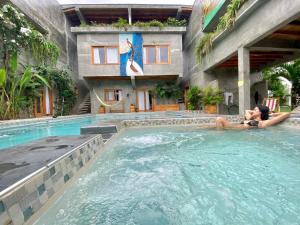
[128,7,132,25]
[238,47,251,115]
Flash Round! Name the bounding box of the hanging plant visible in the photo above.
[195,0,248,63]
[0,4,60,68]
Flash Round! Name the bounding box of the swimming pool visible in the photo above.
[0,117,98,150]
[0,112,219,150]
[35,126,300,225]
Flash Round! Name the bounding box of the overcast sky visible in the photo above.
[57,0,194,5]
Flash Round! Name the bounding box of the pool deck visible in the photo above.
[0,134,113,192]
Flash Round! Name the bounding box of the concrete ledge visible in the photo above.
[71,26,186,34]
[0,135,104,225]
[81,124,118,135]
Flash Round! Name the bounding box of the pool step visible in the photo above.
[80,123,118,135]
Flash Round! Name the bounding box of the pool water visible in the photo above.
[0,117,98,150]
[35,126,300,225]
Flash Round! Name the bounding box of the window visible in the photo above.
[143,45,170,64]
[104,89,123,101]
[92,47,119,64]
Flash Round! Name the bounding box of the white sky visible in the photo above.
[57,0,194,5]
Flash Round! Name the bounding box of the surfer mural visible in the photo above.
[119,33,144,76]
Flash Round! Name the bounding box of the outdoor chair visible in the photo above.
[263,97,280,112]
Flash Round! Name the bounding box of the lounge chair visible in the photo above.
[263,97,280,112]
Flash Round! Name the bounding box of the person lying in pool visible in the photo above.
[216,105,290,129]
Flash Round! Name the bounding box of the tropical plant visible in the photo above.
[164,17,187,26]
[35,66,77,116]
[195,0,248,63]
[108,17,186,30]
[186,86,202,110]
[154,82,182,99]
[202,86,223,105]
[263,59,300,106]
[0,54,49,119]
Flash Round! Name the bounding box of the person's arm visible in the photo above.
[259,113,290,128]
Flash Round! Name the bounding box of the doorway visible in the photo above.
[136,90,153,112]
[34,87,53,117]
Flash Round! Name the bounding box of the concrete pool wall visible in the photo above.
[0,134,103,225]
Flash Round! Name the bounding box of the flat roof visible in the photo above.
[62,4,192,26]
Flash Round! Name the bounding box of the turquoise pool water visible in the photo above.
[35,126,300,225]
[0,117,98,150]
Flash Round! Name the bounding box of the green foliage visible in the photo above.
[0,4,60,68]
[202,86,223,105]
[0,4,63,119]
[0,61,50,119]
[35,66,77,116]
[195,0,248,63]
[164,17,187,26]
[112,18,129,30]
[89,17,186,30]
[154,82,182,99]
[263,60,300,105]
[0,69,6,88]
[135,20,163,29]
[186,86,202,110]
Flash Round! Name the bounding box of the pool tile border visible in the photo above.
[0,134,103,225]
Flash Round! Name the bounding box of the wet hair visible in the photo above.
[258,105,269,120]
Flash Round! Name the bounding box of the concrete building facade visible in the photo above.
[184,0,300,114]
[72,27,185,113]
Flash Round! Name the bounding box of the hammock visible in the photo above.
[93,89,124,107]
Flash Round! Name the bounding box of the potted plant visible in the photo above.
[130,103,135,112]
[203,86,223,114]
[98,105,105,114]
[186,86,202,110]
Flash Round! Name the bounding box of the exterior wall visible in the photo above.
[183,0,269,114]
[76,32,183,78]
[89,80,176,114]
[201,0,300,71]
[7,0,89,113]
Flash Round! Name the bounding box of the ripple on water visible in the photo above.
[35,127,300,225]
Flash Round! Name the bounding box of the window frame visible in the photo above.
[143,45,170,65]
[104,89,123,102]
[91,46,120,65]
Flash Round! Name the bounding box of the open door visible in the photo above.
[136,90,153,112]
[34,87,53,117]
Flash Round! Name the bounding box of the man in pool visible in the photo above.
[216,105,290,129]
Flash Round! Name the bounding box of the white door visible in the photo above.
[138,91,145,111]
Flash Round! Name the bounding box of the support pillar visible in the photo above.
[128,7,132,25]
[238,47,251,115]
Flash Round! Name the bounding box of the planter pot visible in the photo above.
[98,107,105,114]
[130,105,135,112]
[204,104,217,114]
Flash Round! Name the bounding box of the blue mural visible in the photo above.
[119,33,144,76]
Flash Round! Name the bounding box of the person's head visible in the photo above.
[253,105,269,120]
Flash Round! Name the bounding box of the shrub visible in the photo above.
[187,86,202,110]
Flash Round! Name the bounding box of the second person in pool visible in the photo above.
[216,105,290,129]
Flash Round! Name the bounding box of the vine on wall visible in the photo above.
[195,0,248,63]
[0,4,76,119]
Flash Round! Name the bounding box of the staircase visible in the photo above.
[78,94,91,114]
